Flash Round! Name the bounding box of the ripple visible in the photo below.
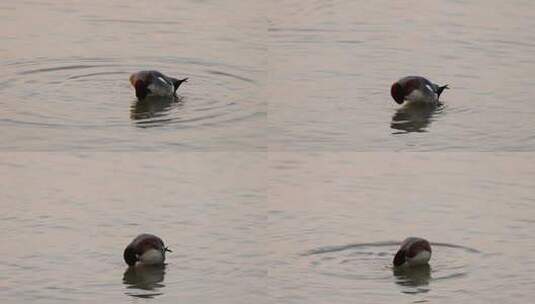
[206,70,256,84]
[0,56,264,149]
[86,18,182,25]
[18,64,118,75]
[303,241,481,289]
[67,71,126,80]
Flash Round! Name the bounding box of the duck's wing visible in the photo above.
[145,73,173,95]
[139,238,165,252]
[155,75,174,88]
[406,239,432,257]
[131,234,164,248]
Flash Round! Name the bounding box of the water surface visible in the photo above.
[0,152,267,303]
[2,1,535,303]
[1,0,266,151]
[268,0,535,151]
[3,1,535,151]
[268,153,535,303]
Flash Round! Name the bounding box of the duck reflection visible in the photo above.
[130,95,183,122]
[123,264,166,299]
[391,103,444,133]
[393,263,432,292]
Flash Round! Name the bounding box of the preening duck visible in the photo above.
[391,76,448,105]
[123,234,172,266]
[129,70,188,100]
[393,237,432,267]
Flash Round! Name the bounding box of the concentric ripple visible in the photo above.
[303,241,481,293]
[0,56,265,150]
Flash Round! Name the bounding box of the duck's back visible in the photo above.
[129,233,165,251]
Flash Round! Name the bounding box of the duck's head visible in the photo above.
[123,246,139,266]
[133,80,149,100]
[393,248,406,267]
[391,82,406,105]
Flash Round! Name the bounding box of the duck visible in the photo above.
[129,70,188,100]
[123,234,172,266]
[393,237,432,267]
[391,76,448,105]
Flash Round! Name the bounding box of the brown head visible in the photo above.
[133,79,149,100]
[393,248,406,267]
[391,82,406,105]
[123,245,138,266]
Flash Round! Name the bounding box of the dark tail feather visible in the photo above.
[173,77,189,94]
[436,84,449,99]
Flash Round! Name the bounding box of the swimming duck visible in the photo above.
[391,76,448,105]
[129,70,188,100]
[123,234,172,266]
[393,237,432,267]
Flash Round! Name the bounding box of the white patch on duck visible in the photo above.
[406,250,431,266]
[139,248,165,265]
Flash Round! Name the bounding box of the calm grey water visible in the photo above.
[268,0,535,151]
[2,0,535,304]
[1,153,267,303]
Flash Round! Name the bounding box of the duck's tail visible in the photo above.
[436,84,449,99]
[173,77,189,94]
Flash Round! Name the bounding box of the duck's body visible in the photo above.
[391,76,448,105]
[123,234,172,266]
[393,237,432,267]
[129,70,188,100]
